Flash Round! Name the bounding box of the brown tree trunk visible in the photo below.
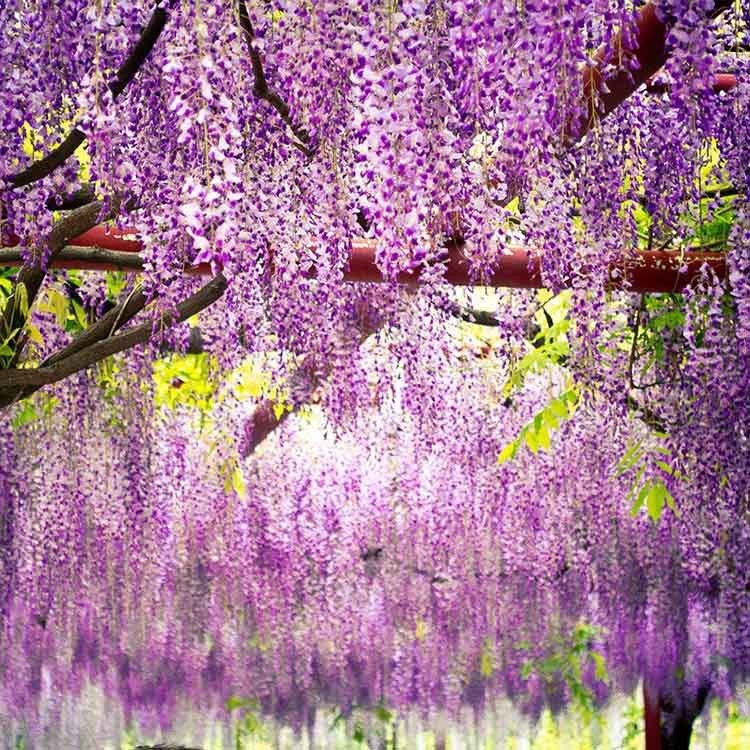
[644,683,661,750]
[658,682,710,750]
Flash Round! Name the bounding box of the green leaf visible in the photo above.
[536,424,551,451]
[1,328,20,347]
[71,300,88,330]
[374,705,393,723]
[11,402,37,429]
[544,411,560,430]
[42,288,68,327]
[524,428,539,453]
[500,388,578,463]
[561,388,578,407]
[651,309,684,332]
[480,645,495,678]
[497,441,517,465]
[243,713,261,735]
[625,467,645,508]
[655,460,674,476]
[646,481,666,522]
[664,488,679,515]
[549,398,568,419]
[226,696,253,712]
[631,481,651,516]
[105,271,127,300]
[231,466,247,499]
[25,322,44,347]
[534,318,571,342]
[14,282,28,319]
[616,443,644,476]
[591,651,608,682]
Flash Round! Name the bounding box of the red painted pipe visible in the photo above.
[1,225,727,293]
[72,226,142,253]
[646,73,737,95]
[347,242,726,293]
[714,73,738,92]
[577,3,669,139]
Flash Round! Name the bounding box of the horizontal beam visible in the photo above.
[347,243,726,293]
[646,73,737,95]
[713,73,738,92]
[0,226,728,293]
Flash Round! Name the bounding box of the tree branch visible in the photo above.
[626,395,668,434]
[627,294,646,391]
[236,0,311,155]
[42,288,149,369]
[0,287,148,409]
[0,245,145,272]
[0,273,227,391]
[451,305,500,327]
[45,185,98,211]
[5,6,168,189]
[108,7,168,99]
[0,279,144,408]
[0,200,118,363]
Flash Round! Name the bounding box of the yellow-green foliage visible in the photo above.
[497,388,579,464]
[503,291,572,399]
[225,357,289,420]
[153,353,217,411]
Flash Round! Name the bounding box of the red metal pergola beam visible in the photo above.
[5,225,724,293]
[346,240,725,293]
[647,72,737,95]
[714,73,738,92]
[582,2,669,132]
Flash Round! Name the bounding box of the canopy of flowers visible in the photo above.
[1,0,749,747]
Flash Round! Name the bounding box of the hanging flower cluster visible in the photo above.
[0,0,744,351]
[0,284,746,743]
[1,0,750,745]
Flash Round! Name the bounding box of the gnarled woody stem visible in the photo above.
[0,273,227,392]
[4,6,168,189]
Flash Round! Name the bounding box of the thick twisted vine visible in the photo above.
[0,199,124,367]
[0,272,227,395]
[5,6,168,189]
[236,0,312,156]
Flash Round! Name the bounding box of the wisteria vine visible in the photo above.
[1,0,750,747]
